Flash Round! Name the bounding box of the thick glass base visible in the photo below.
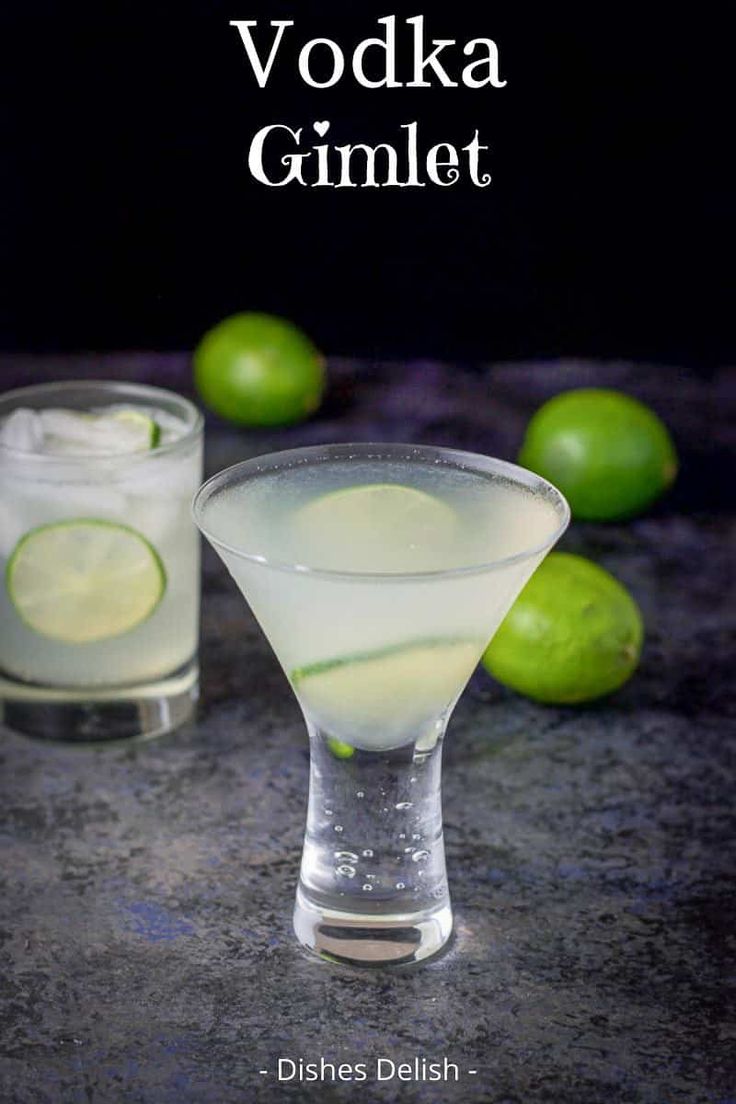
[294,886,453,966]
[294,725,452,966]
[0,658,198,742]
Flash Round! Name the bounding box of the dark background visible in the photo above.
[1,1,732,366]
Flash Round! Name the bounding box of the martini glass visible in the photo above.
[193,443,569,966]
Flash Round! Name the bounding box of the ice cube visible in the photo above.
[119,452,197,499]
[40,409,147,455]
[117,458,190,541]
[125,497,182,543]
[0,408,44,452]
[0,475,129,557]
[0,497,26,556]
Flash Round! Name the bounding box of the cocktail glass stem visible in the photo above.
[293,722,453,965]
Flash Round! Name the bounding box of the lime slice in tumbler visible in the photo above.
[6,519,166,643]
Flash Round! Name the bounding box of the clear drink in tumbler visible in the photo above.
[0,380,203,741]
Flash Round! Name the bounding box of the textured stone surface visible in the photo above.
[1,357,734,1103]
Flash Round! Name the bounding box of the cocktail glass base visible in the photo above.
[294,886,453,966]
[0,658,198,743]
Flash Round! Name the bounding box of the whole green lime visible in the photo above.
[482,552,643,704]
[193,312,325,427]
[519,389,677,520]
